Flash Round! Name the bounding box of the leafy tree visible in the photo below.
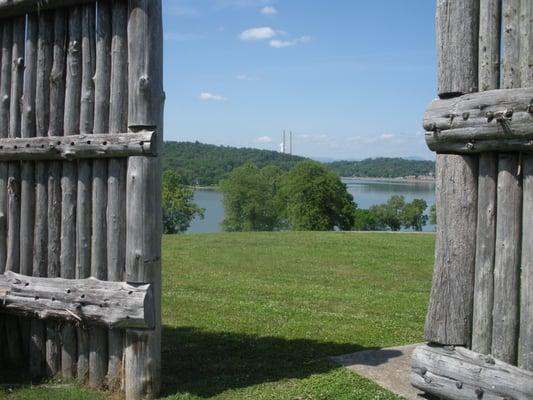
[401,198,428,231]
[279,161,357,231]
[369,195,406,231]
[327,157,435,178]
[429,204,437,225]
[352,208,381,231]
[219,163,284,231]
[162,169,205,234]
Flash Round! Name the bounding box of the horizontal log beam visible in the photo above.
[0,130,156,161]
[0,0,95,18]
[424,88,533,153]
[411,344,533,400]
[0,271,154,329]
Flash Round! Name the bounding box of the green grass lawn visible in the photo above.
[1,231,435,399]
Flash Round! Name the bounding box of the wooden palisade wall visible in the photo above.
[414,0,533,398]
[0,1,163,399]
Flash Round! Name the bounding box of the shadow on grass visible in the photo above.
[161,326,402,398]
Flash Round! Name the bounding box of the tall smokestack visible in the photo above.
[290,131,293,155]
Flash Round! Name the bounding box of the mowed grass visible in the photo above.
[1,231,435,399]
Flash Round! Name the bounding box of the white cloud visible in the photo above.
[257,136,273,143]
[260,6,277,15]
[379,134,395,140]
[199,92,227,102]
[269,35,311,48]
[237,74,258,81]
[239,27,276,41]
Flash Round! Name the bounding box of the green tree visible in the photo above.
[429,204,437,225]
[401,198,428,231]
[219,163,284,231]
[352,208,381,231]
[369,195,405,231]
[162,169,205,234]
[279,161,357,231]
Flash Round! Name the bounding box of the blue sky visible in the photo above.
[162,0,437,160]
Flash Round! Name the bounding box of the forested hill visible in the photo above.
[162,141,307,186]
[326,158,435,178]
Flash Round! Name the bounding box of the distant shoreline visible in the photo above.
[341,176,436,184]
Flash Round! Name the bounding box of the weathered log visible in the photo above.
[492,154,522,364]
[0,131,156,160]
[426,138,533,154]
[472,153,497,355]
[61,6,82,380]
[424,155,478,345]
[479,0,502,91]
[107,0,128,389]
[0,0,95,17]
[125,0,164,398]
[0,271,155,329]
[436,0,479,97]
[411,344,533,400]
[503,0,521,89]
[46,9,66,377]
[89,1,110,387]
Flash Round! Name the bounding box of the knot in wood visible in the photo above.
[139,75,150,91]
[15,57,24,67]
[475,388,484,399]
[455,381,463,389]
[466,142,475,150]
[462,112,470,121]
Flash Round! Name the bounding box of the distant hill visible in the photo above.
[326,158,435,178]
[162,141,307,186]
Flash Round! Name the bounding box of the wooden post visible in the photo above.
[424,0,479,346]
[89,0,110,387]
[471,0,501,355]
[125,0,163,397]
[491,0,522,365]
[107,0,128,389]
[61,6,82,380]
[519,0,533,371]
[46,8,66,377]
[20,12,38,368]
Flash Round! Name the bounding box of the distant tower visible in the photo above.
[290,131,293,155]
[280,130,286,153]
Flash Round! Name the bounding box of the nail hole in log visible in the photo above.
[34,296,39,300]
[13,146,17,149]
[24,282,29,286]
[128,290,133,295]
[25,143,30,148]
[87,140,91,145]
[70,142,74,146]
[66,289,71,294]
[40,144,44,148]
[56,141,61,145]
[103,141,108,146]
[80,294,85,299]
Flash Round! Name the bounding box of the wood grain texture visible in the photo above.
[0,271,154,329]
[479,0,502,91]
[411,344,533,400]
[125,0,164,397]
[436,0,479,97]
[0,0,95,17]
[424,154,478,345]
[503,0,521,89]
[107,0,128,389]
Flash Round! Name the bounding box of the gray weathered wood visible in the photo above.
[46,9,66,377]
[479,0,501,91]
[107,0,128,389]
[436,0,479,97]
[503,0,521,89]
[61,6,82,380]
[424,155,478,345]
[0,271,155,329]
[411,344,533,400]
[472,153,497,354]
[125,0,164,397]
[88,1,109,387]
[0,130,156,160]
[0,0,95,17]
[492,154,521,364]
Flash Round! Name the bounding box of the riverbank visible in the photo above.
[342,176,435,183]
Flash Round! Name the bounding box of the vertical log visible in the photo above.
[4,15,25,369]
[46,9,67,378]
[472,0,501,355]
[125,0,163,398]
[491,0,522,366]
[89,0,110,387]
[32,11,53,379]
[107,0,128,389]
[425,0,480,345]
[519,0,533,371]
[20,13,38,368]
[61,6,82,380]
[76,4,95,383]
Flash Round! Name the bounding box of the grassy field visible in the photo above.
[0,232,435,399]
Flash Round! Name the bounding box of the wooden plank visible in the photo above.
[0,0,96,17]
[411,344,533,400]
[61,6,82,380]
[426,138,533,154]
[436,0,479,97]
[0,130,156,160]
[89,0,110,387]
[0,271,155,329]
[107,0,128,389]
[492,154,522,364]
[125,0,163,397]
[424,155,478,345]
[479,0,502,91]
[503,0,521,89]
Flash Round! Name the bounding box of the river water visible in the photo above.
[187,178,436,234]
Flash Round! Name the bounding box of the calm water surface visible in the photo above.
[187,178,436,234]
